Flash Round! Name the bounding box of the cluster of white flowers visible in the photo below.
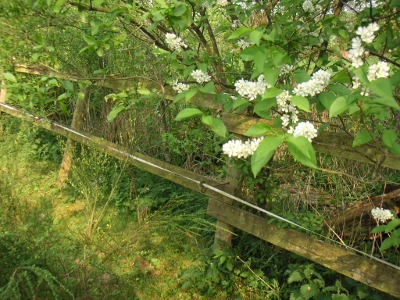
[217,0,229,6]
[222,137,264,159]
[302,0,314,12]
[367,61,390,81]
[237,39,254,49]
[371,207,394,224]
[348,23,379,68]
[289,121,318,142]
[276,91,299,127]
[356,23,379,44]
[165,33,187,52]
[348,37,365,68]
[234,75,269,101]
[172,80,189,93]
[293,70,331,97]
[191,69,211,84]
[280,64,296,76]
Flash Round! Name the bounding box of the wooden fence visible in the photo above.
[1,67,400,298]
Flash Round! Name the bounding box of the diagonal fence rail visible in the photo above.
[1,102,400,298]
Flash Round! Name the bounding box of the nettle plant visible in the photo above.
[139,0,400,177]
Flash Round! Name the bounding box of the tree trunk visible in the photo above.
[57,88,90,187]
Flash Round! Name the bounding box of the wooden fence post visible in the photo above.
[212,161,241,246]
[57,87,90,187]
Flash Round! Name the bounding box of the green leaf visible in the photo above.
[332,70,352,84]
[318,92,336,109]
[370,97,400,110]
[228,26,252,40]
[329,96,348,118]
[248,29,263,45]
[251,136,284,177]
[352,131,372,147]
[53,0,67,12]
[380,235,400,251]
[175,108,203,121]
[263,87,282,99]
[62,80,74,92]
[198,81,216,94]
[371,225,387,234]
[137,88,151,95]
[263,68,280,86]
[245,123,272,137]
[300,283,318,300]
[83,34,96,46]
[254,98,276,118]
[107,105,124,122]
[291,96,310,112]
[96,48,104,57]
[285,136,317,168]
[367,78,394,101]
[382,129,397,148]
[2,72,17,83]
[384,219,400,233]
[287,270,303,283]
[201,115,227,137]
[232,98,250,110]
[294,70,311,83]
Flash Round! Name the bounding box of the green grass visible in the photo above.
[0,116,397,300]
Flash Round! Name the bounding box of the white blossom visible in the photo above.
[172,80,189,93]
[238,39,254,49]
[356,22,379,44]
[292,121,318,142]
[191,69,211,84]
[222,137,264,159]
[302,0,315,12]
[348,37,365,68]
[293,70,331,97]
[367,61,390,81]
[280,64,295,76]
[234,75,269,101]
[371,207,394,224]
[165,33,187,52]
[217,0,229,6]
[276,91,299,129]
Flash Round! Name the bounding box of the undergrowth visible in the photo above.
[0,117,397,299]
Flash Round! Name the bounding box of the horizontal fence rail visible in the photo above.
[1,102,400,298]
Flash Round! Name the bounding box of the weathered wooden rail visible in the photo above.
[1,102,400,298]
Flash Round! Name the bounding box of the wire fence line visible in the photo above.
[1,102,399,298]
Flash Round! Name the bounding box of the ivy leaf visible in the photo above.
[175,108,203,121]
[329,96,348,118]
[2,72,17,83]
[285,136,317,168]
[245,123,272,137]
[201,115,227,137]
[352,131,372,147]
[291,96,310,112]
[251,136,283,177]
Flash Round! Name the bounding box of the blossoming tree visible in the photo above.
[1,0,399,176]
